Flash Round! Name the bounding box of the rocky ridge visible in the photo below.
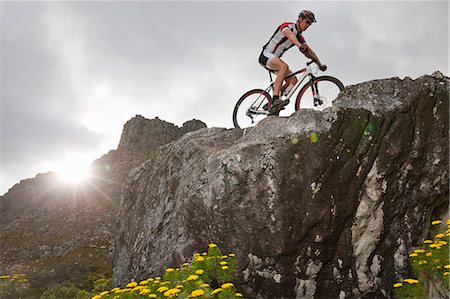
[113,72,449,298]
[0,117,206,296]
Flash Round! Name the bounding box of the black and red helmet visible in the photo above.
[299,10,316,22]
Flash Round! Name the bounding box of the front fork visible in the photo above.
[310,75,322,106]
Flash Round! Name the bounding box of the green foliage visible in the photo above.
[91,243,243,298]
[40,285,82,299]
[93,278,112,293]
[0,274,30,298]
[393,219,450,298]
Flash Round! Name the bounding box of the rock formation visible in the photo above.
[113,73,449,298]
[0,117,206,296]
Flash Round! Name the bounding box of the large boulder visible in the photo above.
[113,73,449,298]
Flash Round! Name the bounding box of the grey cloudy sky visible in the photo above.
[0,1,448,195]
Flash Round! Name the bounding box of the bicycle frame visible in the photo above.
[264,60,319,103]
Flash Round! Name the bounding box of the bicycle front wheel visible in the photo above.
[295,76,344,111]
[233,89,272,129]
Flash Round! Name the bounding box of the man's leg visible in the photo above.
[267,57,292,114]
[267,56,289,97]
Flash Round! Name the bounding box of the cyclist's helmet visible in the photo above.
[299,10,316,23]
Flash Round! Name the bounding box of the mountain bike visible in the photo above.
[232,60,345,129]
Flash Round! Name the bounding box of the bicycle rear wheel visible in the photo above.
[295,76,344,111]
[233,89,272,129]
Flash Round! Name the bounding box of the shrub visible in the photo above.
[0,274,30,298]
[393,219,450,298]
[91,244,243,298]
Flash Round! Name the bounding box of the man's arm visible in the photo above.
[282,28,303,48]
[283,28,325,68]
[304,45,322,66]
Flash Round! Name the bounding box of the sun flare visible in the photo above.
[56,157,92,184]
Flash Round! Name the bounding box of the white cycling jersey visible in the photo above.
[262,22,306,57]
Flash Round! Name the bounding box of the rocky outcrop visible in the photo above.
[0,117,206,296]
[113,73,449,298]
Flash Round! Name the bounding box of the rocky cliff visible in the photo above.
[113,73,449,298]
[0,117,206,296]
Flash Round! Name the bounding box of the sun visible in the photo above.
[56,156,92,184]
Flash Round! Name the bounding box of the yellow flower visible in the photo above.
[202,252,207,256]
[183,263,189,267]
[432,220,442,225]
[409,253,418,257]
[191,289,205,297]
[444,272,450,276]
[221,255,229,259]
[164,288,181,297]
[196,269,204,275]
[211,288,222,295]
[435,233,445,239]
[187,275,199,281]
[404,278,419,284]
[139,280,149,285]
[99,291,109,296]
[222,283,234,289]
[393,283,403,288]
[209,243,218,248]
[155,277,161,280]
[0,275,10,279]
[126,282,138,288]
[92,296,102,299]
[149,295,157,298]
[166,268,175,273]
[426,252,432,257]
[235,293,243,297]
[439,241,447,245]
[414,249,425,253]
[444,265,450,269]
[157,286,169,292]
[229,254,235,257]
[220,261,228,265]
[176,285,184,289]
[430,244,441,249]
[140,289,151,295]
[200,283,209,288]
[196,256,205,262]
[132,286,144,291]
[419,260,427,265]
[437,266,442,269]
[423,240,433,244]
[222,266,229,270]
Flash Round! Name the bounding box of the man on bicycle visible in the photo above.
[259,10,327,115]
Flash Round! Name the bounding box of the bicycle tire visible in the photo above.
[295,76,345,111]
[233,89,272,129]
